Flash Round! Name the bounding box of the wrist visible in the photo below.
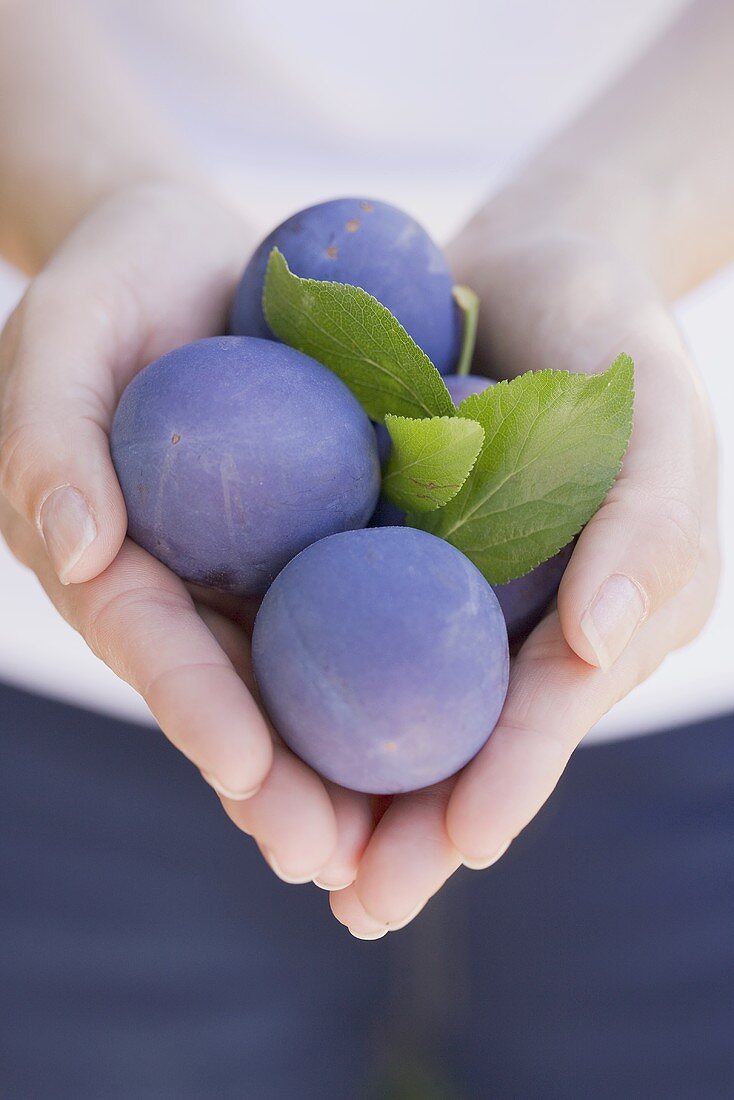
[0,1,214,275]
[449,156,666,298]
[1,157,208,275]
[446,186,675,379]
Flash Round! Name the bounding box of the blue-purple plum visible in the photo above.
[252,527,509,795]
[111,337,380,596]
[230,198,461,374]
[444,373,495,405]
[493,543,574,645]
[368,495,406,528]
[371,371,573,641]
[368,416,406,527]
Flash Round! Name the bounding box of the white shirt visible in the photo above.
[0,0,731,742]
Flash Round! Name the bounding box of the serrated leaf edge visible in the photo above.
[262,248,455,420]
[382,413,485,513]
[408,355,635,584]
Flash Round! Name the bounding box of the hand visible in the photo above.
[330,235,720,938]
[0,182,373,888]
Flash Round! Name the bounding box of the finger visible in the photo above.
[5,514,273,799]
[0,291,128,585]
[3,501,339,885]
[187,582,261,631]
[331,782,462,937]
[221,745,338,884]
[197,605,341,883]
[448,544,718,866]
[558,343,711,670]
[334,524,716,937]
[329,885,391,941]
[312,784,374,891]
[0,185,244,586]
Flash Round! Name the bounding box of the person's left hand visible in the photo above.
[0,181,374,893]
[329,234,720,938]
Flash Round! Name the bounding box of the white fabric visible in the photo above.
[0,0,731,741]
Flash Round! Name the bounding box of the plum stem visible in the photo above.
[452,285,479,377]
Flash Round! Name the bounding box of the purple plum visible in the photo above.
[368,495,406,528]
[111,337,380,596]
[252,527,509,795]
[230,198,461,374]
[445,373,495,405]
[493,543,574,644]
[371,371,573,641]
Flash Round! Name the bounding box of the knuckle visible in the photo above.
[0,498,35,567]
[649,493,701,580]
[84,583,186,670]
[676,539,721,648]
[608,481,701,586]
[506,651,582,755]
[0,420,40,508]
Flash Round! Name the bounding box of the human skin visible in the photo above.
[330,0,730,937]
[0,2,730,929]
[0,5,372,887]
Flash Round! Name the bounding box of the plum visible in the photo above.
[111,336,380,596]
[444,372,495,405]
[368,495,406,528]
[230,198,461,374]
[371,371,573,641]
[252,527,509,795]
[494,543,574,644]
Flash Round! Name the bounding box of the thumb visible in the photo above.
[0,282,128,584]
[0,183,249,586]
[557,348,707,670]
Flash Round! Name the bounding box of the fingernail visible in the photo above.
[312,877,354,892]
[463,840,511,871]
[260,847,313,885]
[200,771,261,802]
[387,902,424,932]
[39,486,96,584]
[348,926,389,941]
[580,574,646,671]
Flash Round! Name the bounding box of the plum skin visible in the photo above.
[494,542,574,643]
[110,337,381,596]
[230,197,461,374]
[443,373,495,405]
[372,372,573,641]
[252,527,509,795]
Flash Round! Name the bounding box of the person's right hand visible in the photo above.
[0,182,373,890]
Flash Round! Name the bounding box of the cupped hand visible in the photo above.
[331,235,720,938]
[0,182,373,888]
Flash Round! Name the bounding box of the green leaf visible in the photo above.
[262,248,454,421]
[408,354,635,584]
[382,414,485,513]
